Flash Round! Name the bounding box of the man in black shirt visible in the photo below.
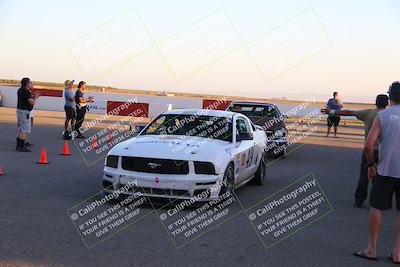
[74,81,93,138]
[16,77,36,152]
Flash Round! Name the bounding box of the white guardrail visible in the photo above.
[0,86,358,120]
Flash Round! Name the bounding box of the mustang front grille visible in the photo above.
[135,187,188,197]
[121,157,189,174]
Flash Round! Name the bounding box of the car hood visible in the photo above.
[247,116,285,133]
[109,134,234,163]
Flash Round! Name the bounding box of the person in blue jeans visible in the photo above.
[326,91,344,138]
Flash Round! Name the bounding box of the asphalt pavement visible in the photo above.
[0,121,398,267]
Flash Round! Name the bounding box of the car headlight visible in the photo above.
[274,129,285,139]
[194,161,216,175]
[106,155,119,168]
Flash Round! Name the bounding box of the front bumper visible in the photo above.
[102,167,224,202]
[267,137,288,146]
[266,136,288,149]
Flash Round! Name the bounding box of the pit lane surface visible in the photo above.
[0,122,395,267]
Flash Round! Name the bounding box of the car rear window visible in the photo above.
[229,104,280,118]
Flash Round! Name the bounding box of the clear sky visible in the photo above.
[0,0,399,103]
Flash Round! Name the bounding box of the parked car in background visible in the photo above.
[103,109,268,202]
[226,101,288,158]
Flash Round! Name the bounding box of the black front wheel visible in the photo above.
[220,163,235,196]
[252,151,267,185]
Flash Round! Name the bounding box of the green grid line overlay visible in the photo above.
[67,185,155,249]
[145,189,247,249]
[148,172,334,250]
[67,6,154,81]
[71,100,148,166]
[64,4,334,249]
[67,5,333,84]
[242,172,334,250]
[67,165,332,250]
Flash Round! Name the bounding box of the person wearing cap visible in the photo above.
[354,82,400,263]
[326,92,344,137]
[16,77,36,152]
[322,94,389,208]
[74,81,93,138]
[63,80,76,139]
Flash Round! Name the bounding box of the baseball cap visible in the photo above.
[388,81,400,101]
[64,79,75,87]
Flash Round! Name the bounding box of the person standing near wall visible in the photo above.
[326,91,344,138]
[322,94,389,207]
[63,80,76,139]
[74,81,93,138]
[16,78,36,152]
[25,86,36,147]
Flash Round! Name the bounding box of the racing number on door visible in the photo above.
[246,147,255,168]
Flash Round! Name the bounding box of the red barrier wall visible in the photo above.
[106,101,149,117]
[33,88,63,97]
[202,99,231,110]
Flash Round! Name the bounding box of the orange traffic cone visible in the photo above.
[0,163,3,176]
[61,141,70,156]
[37,148,49,164]
[92,135,98,149]
[108,132,113,143]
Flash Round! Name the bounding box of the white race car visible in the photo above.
[103,109,268,201]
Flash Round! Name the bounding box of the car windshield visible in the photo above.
[229,104,280,118]
[141,114,233,142]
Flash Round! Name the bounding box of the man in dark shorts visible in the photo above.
[63,80,76,139]
[354,82,400,262]
[74,81,93,138]
[16,77,36,152]
[322,94,389,207]
[326,91,344,137]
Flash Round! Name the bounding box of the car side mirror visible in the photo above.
[237,132,253,142]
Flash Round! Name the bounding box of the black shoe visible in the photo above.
[25,142,33,147]
[18,146,31,152]
[354,200,364,208]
